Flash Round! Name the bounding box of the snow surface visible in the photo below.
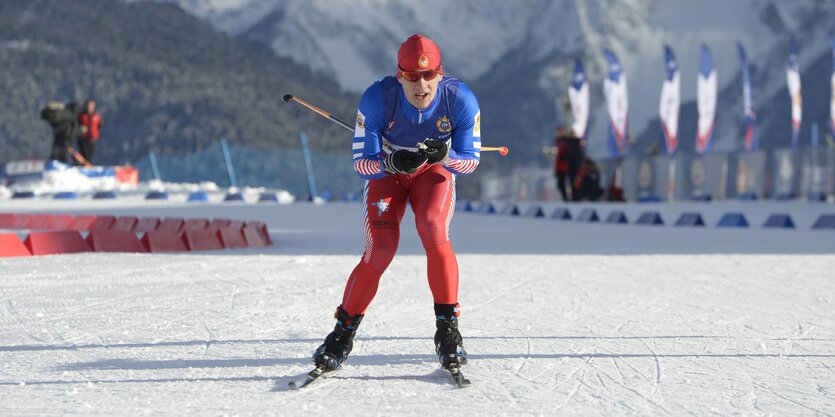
[2,194,835,416]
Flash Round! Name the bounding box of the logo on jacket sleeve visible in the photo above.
[436,115,452,133]
[355,111,366,137]
[473,111,481,137]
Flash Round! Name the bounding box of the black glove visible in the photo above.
[418,139,449,164]
[384,150,427,174]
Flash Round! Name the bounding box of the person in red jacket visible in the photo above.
[554,126,582,201]
[77,98,102,165]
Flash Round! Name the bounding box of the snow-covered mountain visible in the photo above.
[144,0,834,159]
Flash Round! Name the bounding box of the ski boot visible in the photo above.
[312,306,364,371]
[434,303,467,369]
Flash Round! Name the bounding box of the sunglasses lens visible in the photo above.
[400,68,439,82]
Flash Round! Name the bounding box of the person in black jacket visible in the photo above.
[41,101,81,164]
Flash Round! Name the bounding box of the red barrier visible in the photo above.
[158,218,185,233]
[141,230,188,253]
[0,233,31,257]
[242,224,268,248]
[183,228,224,251]
[246,221,272,245]
[184,218,209,230]
[0,213,13,229]
[49,215,74,230]
[208,218,231,231]
[68,215,96,231]
[89,215,116,231]
[24,231,91,255]
[87,230,146,253]
[28,214,53,230]
[217,227,247,248]
[134,217,161,234]
[111,216,139,232]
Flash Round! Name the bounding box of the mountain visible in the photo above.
[145,0,834,162]
[0,0,358,166]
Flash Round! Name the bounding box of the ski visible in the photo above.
[445,363,471,388]
[287,366,335,390]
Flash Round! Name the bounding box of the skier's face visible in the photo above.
[399,71,441,110]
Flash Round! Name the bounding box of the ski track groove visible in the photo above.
[754,382,833,416]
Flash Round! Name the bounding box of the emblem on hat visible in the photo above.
[418,55,429,68]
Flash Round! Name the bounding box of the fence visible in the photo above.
[481,146,835,203]
[132,139,365,200]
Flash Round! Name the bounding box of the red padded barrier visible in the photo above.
[208,218,231,231]
[242,224,268,248]
[0,233,31,257]
[111,216,139,232]
[0,213,14,229]
[141,230,188,252]
[134,217,161,234]
[158,218,185,233]
[49,215,74,230]
[183,228,224,251]
[28,214,53,230]
[86,230,146,253]
[217,227,247,248]
[246,221,272,245]
[1,213,33,229]
[68,215,96,231]
[89,215,116,231]
[184,218,209,230]
[24,231,91,255]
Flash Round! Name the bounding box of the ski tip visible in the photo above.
[282,94,294,103]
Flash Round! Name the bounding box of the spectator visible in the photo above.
[40,101,80,164]
[77,98,102,165]
[554,126,583,201]
[572,157,604,201]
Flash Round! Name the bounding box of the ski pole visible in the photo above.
[283,93,509,155]
[67,146,92,167]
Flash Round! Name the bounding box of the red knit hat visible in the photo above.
[397,34,443,73]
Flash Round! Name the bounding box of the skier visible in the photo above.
[312,34,481,379]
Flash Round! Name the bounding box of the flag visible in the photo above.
[787,37,802,148]
[568,59,589,139]
[696,44,717,154]
[603,49,628,157]
[658,45,680,155]
[737,43,758,151]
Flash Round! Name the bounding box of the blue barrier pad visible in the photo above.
[717,212,749,228]
[551,208,571,220]
[636,212,664,225]
[500,203,520,216]
[523,206,544,218]
[224,192,245,202]
[605,211,628,224]
[577,208,599,222]
[187,191,209,202]
[53,191,78,200]
[145,190,169,200]
[812,214,835,229]
[475,202,496,214]
[675,212,705,227]
[11,191,35,199]
[258,192,279,203]
[93,191,117,199]
[737,192,758,201]
[763,214,794,229]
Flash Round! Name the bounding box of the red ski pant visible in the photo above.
[340,163,459,316]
